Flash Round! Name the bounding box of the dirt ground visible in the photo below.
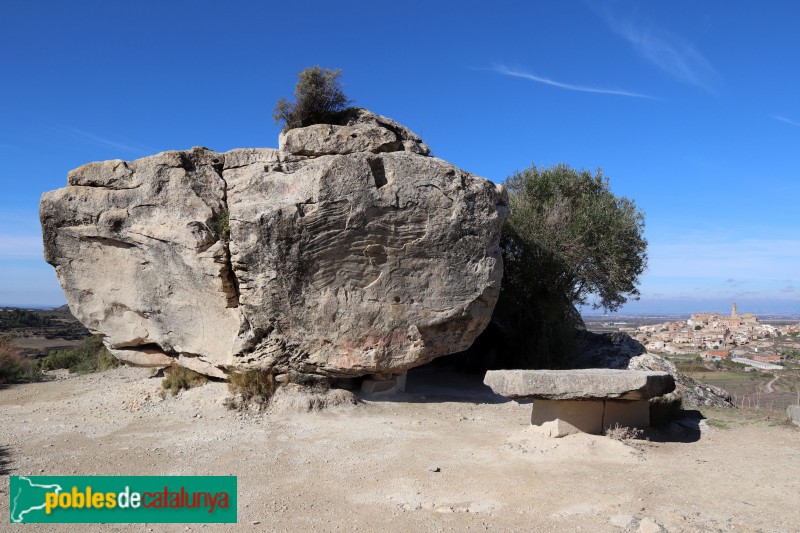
[1,366,798,532]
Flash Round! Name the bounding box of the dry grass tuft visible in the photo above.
[224,370,277,411]
[604,423,643,441]
[161,364,208,396]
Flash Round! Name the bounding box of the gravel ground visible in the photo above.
[1,365,799,532]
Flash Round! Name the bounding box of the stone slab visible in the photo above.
[484,369,675,401]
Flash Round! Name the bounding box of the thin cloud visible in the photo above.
[772,115,800,127]
[55,126,152,155]
[491,65,653,99]
[781,285,795,293]
[598,7,718,91]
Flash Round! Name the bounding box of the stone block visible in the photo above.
[603,399,650,429]
[530,399,604,435]
[528,398,651,437]
[536,419,584,438]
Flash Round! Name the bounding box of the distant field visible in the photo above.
[663,354,702,362]
[685,368,800,412]
[1,307,90,356]
[11,336,83,354]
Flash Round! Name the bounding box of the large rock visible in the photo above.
[40,110,507,378]
[626,352,734,408]
[278,108,431,157]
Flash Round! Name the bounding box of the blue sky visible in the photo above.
[1,1,798,315]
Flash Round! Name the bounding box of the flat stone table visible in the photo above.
[484,369,676,437]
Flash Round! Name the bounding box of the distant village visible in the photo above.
[628,304,800,370]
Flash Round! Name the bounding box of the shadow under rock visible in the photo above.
[363,366,510,405]
[0,445,11,476]
[641,409,705,443]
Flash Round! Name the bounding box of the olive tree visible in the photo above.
[465,163,647,369]
[504,163,647,312]
[273,66,353,131]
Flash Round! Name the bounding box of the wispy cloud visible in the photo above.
[598,6,718,91]
[54,126,152,155]
[772,115,800,127]
[490,65,653,99]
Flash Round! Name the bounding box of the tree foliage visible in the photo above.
[273,66,353,130]
[504,163,647,312]
[454,163,647,370]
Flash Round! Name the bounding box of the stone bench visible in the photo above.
[484,369,676,437]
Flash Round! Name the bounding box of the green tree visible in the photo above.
[504,163,647,312]
[273,66,353,130]
[471,163,647,369]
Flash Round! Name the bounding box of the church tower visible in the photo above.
[731,302,738,318]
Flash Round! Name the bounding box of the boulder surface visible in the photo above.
[40,110,507,378]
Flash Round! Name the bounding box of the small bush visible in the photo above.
[161,364,208,396]
[209,209,230,243]
[273,66,353,131]
[39,335,120,373]
[225,370,276,411]
[0,338,43,384]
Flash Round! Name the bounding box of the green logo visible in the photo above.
[9,476,237,523]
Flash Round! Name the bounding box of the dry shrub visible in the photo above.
[224,370,276,411]
[273,66,352,130]
[604,423,643,441]
[161,364,208,396]
[0,335,43,384]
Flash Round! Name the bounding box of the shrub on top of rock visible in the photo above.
[273,66,353,131]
